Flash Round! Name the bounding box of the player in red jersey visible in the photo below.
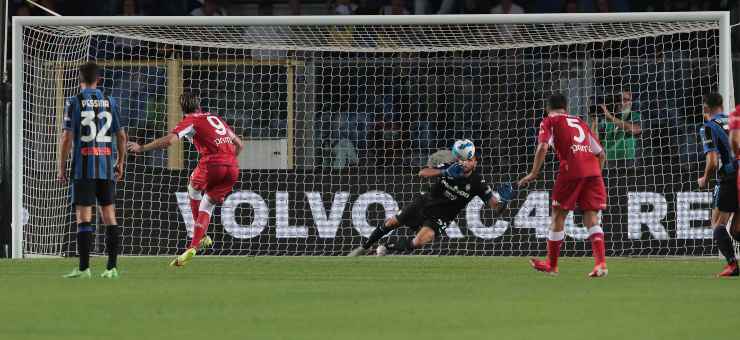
[128,92,243,267]
[725,103,740,276]
[518,93,608,277]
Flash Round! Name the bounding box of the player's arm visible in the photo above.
[56,130,73,182]
[517,142,548,187]
[127,133,179,153]
[115,130,128,179]
[418,162,464,178]
[228,128,244,155]
[698,126,718,189]
[600,104,641,135]
[57,99,74,182]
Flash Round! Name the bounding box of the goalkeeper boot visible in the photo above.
[63,268,92,279]
[529,258,558,275]
[717,262,739,277]
[587,263,608,278]
[170,248,197,267]
[347,246,368,257]
[197,235,214,252]
[100,268,119,279]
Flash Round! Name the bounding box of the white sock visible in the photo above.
[548,230,565,241]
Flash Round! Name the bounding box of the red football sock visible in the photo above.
[547,240,562,269]
[189,211,211,249]
[590,233,606,265]
[189,199,200,222]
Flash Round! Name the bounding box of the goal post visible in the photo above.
[12,12,734,258]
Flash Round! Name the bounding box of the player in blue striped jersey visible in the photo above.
[57,62,127,279]
[698,92,740,277]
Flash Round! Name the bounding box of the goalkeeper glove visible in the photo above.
[495,183,516,206]
[441,163,465,178]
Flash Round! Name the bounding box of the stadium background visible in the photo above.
[2,1,740,257]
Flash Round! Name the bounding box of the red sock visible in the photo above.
[590,233,606,265]
[547,240,562,269]
[189,211,211,249]
[189,199,200,222]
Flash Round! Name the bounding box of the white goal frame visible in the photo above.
[11,12,733,258]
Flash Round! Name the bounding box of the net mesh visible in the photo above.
[19,18,725,256]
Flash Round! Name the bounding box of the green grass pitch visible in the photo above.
[0,257,736,340]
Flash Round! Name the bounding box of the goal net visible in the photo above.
[13,14,732,257]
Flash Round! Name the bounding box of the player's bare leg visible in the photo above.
[384,226,435,254]
[714,209,739,277]
[584,210,607,278]
[64,206,94,278]
[348,216,401,256]
[99,204,121,278]
[530,206,567,275]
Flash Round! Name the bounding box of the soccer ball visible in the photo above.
[376,245,387,256]
[452,139,475,161]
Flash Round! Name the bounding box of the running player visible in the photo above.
[127,92,243,267]
[518,93,608,277]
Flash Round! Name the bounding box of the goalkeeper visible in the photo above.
[348,140,515,256]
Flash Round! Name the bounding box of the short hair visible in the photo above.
[547,93,567,111]
[79,62,99,85]
[704,92,723,109]
[179,92,201,114]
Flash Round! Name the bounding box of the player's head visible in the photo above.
[546,93,567,112]
[620,91,633,111]
[180,92,201,114]
[459,148,481,175]
[703,92,723,116]
[78,62,99,88]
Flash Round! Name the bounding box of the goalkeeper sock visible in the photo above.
[362,226,392,249]
[190,199,201,222]
[588,226,606,266]
[105,225,121,270]
[77,223,94,271]
[713,225,737,264]
[547,230,565,269]
[385,238,415,253]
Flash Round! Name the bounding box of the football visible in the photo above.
[452,139,475,160]
[376,245,387,256]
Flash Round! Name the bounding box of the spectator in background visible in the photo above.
[190,0,227,16]
[382,0,410,14]
[288,0,302,15]
[334,0,359,14]
[14,4,31,16]
[594,0,610,12]
[562,0,579,12]
[464,0,493,14]
[490,0,525,14]
[593,91,642,167]
[122,0,139,15]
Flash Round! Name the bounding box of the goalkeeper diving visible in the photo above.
[348,140,515,256]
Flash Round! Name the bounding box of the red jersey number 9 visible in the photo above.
[206,116,228,136]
